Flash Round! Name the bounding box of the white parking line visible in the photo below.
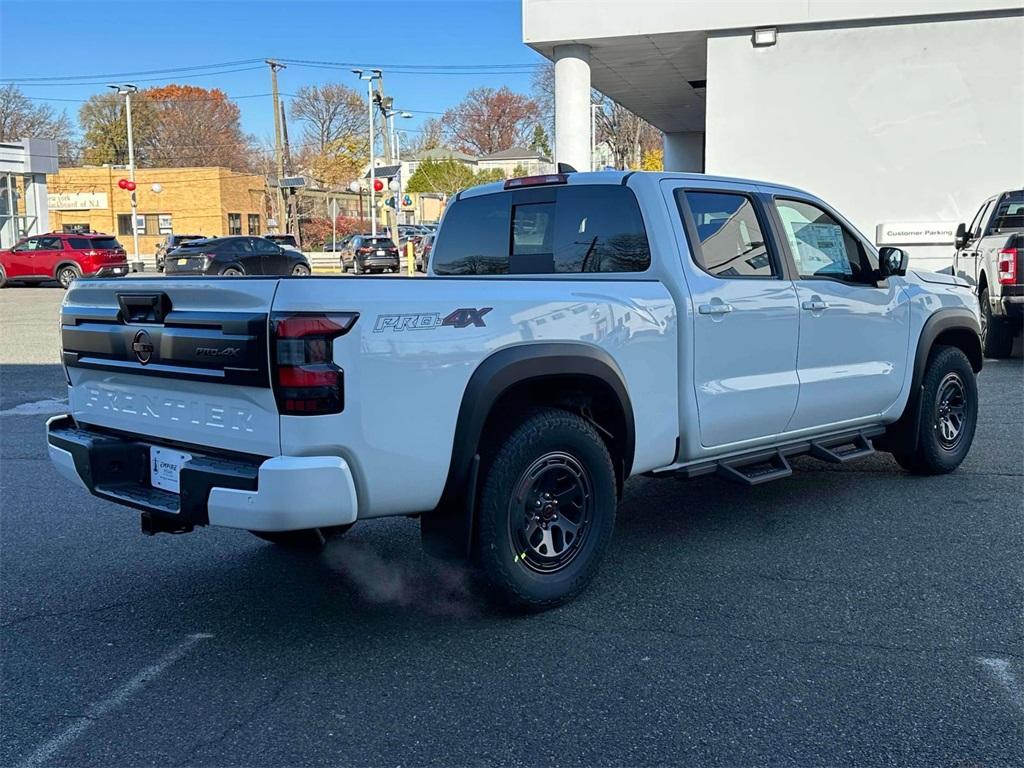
[16,633,213,768]
[977,657,1024,714]
[0,399,67,417]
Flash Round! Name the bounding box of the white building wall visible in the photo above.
[704,14,1024,272]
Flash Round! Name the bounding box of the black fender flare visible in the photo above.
[878,307,982,454]
[422,342,635,560]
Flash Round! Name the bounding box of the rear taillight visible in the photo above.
[357,247,371,254]
[82,249,99,257]
[997,247,1019,285]
[271,312,358,415]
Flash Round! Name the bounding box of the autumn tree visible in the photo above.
[441,86,541,156]
[0,84,77,163]
[145,85,256,172]
[79,92,158,166]
[289,83,368,186]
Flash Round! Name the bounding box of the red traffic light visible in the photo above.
[118,178,128,189]
[373,178,384,192]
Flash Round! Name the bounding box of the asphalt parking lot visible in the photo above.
[1,284,1021,767]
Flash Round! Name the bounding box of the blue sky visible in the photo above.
[0,0,542,145]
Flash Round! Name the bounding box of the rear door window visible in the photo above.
[432,185,650,275]
[678,191,776,278]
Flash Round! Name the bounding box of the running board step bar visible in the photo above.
[651,426,885,486]
[808,433,875,464]
[718,451,792,486]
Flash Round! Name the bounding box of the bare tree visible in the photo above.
[402,117,444,157]
[289,83,369,186]
[0,84,77,163]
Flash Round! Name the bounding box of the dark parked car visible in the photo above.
[0,232,128,289]
[163,236,310,277]
[340,235,400,274]
[155,234,203,272]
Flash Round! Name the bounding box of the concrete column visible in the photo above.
[23,173,49,236]
[663,132,705,173]
[554,43,592,172]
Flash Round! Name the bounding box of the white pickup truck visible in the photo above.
[47,170,983,608]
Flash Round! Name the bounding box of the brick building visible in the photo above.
[47,166,270,269]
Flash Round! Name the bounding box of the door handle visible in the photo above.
[802,299,829,312]
[698,302,733,315]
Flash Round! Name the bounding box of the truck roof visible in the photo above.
[457,169,809,201]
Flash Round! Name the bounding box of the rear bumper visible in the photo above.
[999,290,1023,321]
[46,415,358,533]
[89,264,130,278]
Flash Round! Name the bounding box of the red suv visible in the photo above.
[0,232,129,289]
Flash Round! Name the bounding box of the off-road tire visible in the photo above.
[477,408,617,610]
[892,345,977,475]
[57,264,81,289]
[980,286,1014,358]
[250,524,353,549]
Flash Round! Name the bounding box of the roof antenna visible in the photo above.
[557,162,577,174]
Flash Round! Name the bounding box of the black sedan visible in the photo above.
[339,235,400,274]
[164,236,311,277]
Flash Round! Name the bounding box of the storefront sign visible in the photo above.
[875,221,957,245]
[47,192,108,211]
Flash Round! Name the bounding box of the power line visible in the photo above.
[0,59,266,83]
[0,65,268,87]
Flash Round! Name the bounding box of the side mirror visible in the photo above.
[878,246,909,278]
[954,222,968,250]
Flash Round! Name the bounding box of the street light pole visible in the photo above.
[353,69,381,238]
[110,83,139,267]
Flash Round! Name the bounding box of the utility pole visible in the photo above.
[266,59,287,233]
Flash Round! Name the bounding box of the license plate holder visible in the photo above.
[150,447,192,494]
[376,249,385,256]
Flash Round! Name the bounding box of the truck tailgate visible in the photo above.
[61,278,281,456]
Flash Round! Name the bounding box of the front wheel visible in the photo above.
[57,264,81,289]
[0,264,6,288]
[892,345,978,475]
[291,263,311,276]
[477,408,617,610]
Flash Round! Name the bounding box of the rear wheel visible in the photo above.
[57,264,81,289]
[892,345,978,475]
[250,524,353,549]
[980,286,1014,358]
[220,266,244,277]
[476,408,617,610]
[291,263,311,276]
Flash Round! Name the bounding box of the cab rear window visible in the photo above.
[432,185,651,275]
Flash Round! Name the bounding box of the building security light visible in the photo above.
[752,28,777,47]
